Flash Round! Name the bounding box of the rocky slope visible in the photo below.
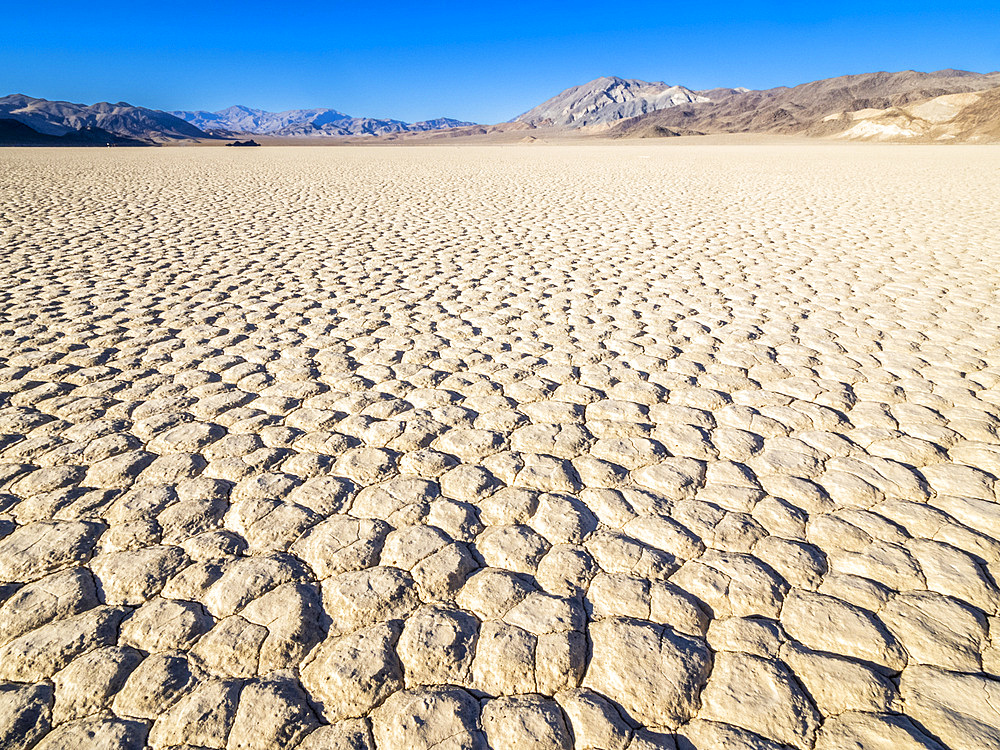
[172,105,476,137]
[608,69,1000,140]
[828,86,1000,142]
[515,76,709,127]
[0,95,210,142]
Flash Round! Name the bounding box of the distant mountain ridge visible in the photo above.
[0,94,209,141]
[171,105,476,137]
[515,76,710,127]
[0,95,476,143]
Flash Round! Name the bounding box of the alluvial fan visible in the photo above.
[0,144,999,749]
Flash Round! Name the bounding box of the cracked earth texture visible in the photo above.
[1,144,999,750]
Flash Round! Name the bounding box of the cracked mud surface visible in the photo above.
[1,143,999,749]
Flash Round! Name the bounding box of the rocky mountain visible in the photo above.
[608,69,1000,140]
[515,76,710,127]
[0,95,210,141]
[171,105,476,137]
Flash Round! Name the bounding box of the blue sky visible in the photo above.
[4,1,999,123]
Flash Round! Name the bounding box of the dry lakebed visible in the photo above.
[1,143,999,749]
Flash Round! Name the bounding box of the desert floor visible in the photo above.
[1,144,999,750]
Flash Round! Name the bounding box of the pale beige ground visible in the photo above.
[1,144,1000,750]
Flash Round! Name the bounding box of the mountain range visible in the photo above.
[0,95,477,144]
[171,105,475,137]
[0,94,207,141]
[605,69,1000,141]
[440,70,1000,143]
[2,69,1000,145]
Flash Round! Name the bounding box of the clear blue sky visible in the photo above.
[4,1,999,123]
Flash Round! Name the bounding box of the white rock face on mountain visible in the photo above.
[172,106,475,137]
[515,76,711,127]
[828,89,1000,142]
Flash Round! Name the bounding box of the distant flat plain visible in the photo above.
[1,144,999,749]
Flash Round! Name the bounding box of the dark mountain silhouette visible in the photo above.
[0,118,151,146]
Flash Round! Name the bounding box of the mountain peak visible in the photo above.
[220,104,264,115]
[515,76,709,127]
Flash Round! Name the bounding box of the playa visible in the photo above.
[1,143,999,749]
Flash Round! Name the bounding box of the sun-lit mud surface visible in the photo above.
[1,144,1000,749]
